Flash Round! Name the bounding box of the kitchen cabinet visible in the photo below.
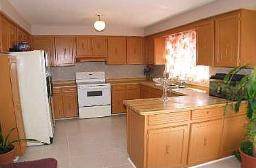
[76,36,107,61]
[52,84,78,119]
[140,85,178,99]
[0,55,26,156]
[2,17,17,52]
[107,36,127,64]
[147,125,189,168]
[16,28,31,44]
[111,83,141,114]
[54,36,76,66]
[214,10,256,67]
[112,84,127,114]
[196,19,214,66]
[32,36,55,66]
[188,119,223,165]
[127,37,145,64]
[221,115,247,156]
[144,36,166,65]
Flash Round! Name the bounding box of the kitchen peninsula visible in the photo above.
[125,86,248,168]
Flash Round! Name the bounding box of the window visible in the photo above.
[166,30,209,85]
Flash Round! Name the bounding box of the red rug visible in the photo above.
[2,158,57,168]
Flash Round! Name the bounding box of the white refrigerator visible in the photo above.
[10,50,54,145]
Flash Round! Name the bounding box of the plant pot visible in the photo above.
[240,148,256,168]
[0,146,15,166]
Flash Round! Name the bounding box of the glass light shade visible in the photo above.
[94,20,106,31]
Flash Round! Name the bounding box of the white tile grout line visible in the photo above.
[128,156,236,168]
[189,156,236,168]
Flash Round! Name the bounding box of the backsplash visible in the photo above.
[51,62,146,81]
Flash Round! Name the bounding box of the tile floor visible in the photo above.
[19,115,241,168]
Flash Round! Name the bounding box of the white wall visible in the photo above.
[31,24,144,36]
[0,0,31,32]
[145,0,256,35]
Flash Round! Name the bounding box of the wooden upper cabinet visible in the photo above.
[144,37,154,65]
[2,17,17,52]
[76,36,107,61]
[188,119,222,165]
[127,37,145,64]
[32,36,55,66]
[154,36,166,65]
[196,19,214,66]
[17,28,29,43]
[91,36,107,57]
[147,125,189,168]
[214,12,240,67]
[107,36,127,64]
[76,36,92,57]
[54,36,76,66]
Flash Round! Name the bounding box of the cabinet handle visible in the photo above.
[203,138,207,146]
[166,145,170,154]
[64,48,67,55]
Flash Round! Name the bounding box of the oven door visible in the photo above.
[77,84,111,107]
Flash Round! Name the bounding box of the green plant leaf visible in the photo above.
[2,127,16,148]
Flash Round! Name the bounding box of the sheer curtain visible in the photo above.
[166,30,209,85]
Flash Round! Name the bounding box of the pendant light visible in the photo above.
[93,14,106,32]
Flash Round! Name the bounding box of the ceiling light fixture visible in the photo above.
[93,14,106,32]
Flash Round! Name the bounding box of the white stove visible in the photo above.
[76,72,111,119]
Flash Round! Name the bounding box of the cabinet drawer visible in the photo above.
[126,84,140,90]
[192,107,223,121]
[62,86,77,93]
[112,84,126,91]
[53,87,62,94]
[148,111,190,126]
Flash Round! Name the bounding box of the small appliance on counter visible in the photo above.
[209,73,245,100]
[9,42,31,52]
[76,72,111,119]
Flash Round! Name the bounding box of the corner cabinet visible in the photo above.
[54,36,76,66]
[214,9,256,67]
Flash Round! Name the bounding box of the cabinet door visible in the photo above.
[145,37,154,65]
[140,85,152,99]
[52,87,64,119]
[221,115,247,156]
[188,119,222,165]
[62,86,78,118]
[147,125,189,168]
[9,23,17,48]
[112,84,127,114]
[154,37,166,65]
[54,36,76,66]
[17,28,27,42]
[76,36,92,57]
[92,36,107,57]
[196,19,214,66]
[126,84,140,100]
[215,13,240,67]
[2,18,11,52]
[32,36,55,66]
[107,37,127,64]
[127,37,145,64]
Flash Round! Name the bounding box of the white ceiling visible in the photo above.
[9,0,216,29]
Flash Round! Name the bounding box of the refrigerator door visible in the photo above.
[11,50,54,145]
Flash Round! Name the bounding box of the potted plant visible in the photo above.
[0,124,39,165]
[224,66,256,168]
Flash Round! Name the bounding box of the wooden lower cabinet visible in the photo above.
[52,85,78,119]
[188,119,223,165]
[221,115,248,156]
[147,125,189,168]
[112,83,141,114]
[127,105,247,168]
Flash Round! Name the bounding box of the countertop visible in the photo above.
[125,81,229,115]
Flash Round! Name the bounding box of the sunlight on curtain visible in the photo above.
[166,30,209,85]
